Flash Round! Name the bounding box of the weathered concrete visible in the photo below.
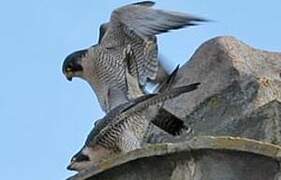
[67,136,281,180]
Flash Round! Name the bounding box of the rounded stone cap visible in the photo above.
[67,136,281,180]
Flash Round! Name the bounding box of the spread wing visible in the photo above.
[90,83,200,146]
[109,1,207,41]
[100,1,207,85]
[92,83,200,145]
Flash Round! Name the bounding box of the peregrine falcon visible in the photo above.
[62,1,207,112]
[67,83,200,172]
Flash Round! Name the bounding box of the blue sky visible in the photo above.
[0,0,280,179]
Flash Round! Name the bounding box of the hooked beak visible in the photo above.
[67,161,75,171]
[63,49,85,82]
[67,76,73,81]
[64,71,73,81]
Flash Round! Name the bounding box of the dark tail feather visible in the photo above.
[151,108,189,135]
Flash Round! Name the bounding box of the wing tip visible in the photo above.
[189,82,201,89]
[176,82,201,94]
[191,16,211,22]
[163,64,180,86]
[132,1,155,7]
[171,65,180,76]
[157,64,180,93]
[168,12,211,26]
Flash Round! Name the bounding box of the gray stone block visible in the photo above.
[166,36,281,117]
[165,36,281,145]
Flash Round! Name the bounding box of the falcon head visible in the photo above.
[67,145,114,172]
[62,49,87,81]
[67,147,92,172]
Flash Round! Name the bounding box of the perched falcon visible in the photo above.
[67,83,200,172]
[62,1,207,112]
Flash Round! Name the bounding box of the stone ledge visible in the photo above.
[67,136,281,180]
